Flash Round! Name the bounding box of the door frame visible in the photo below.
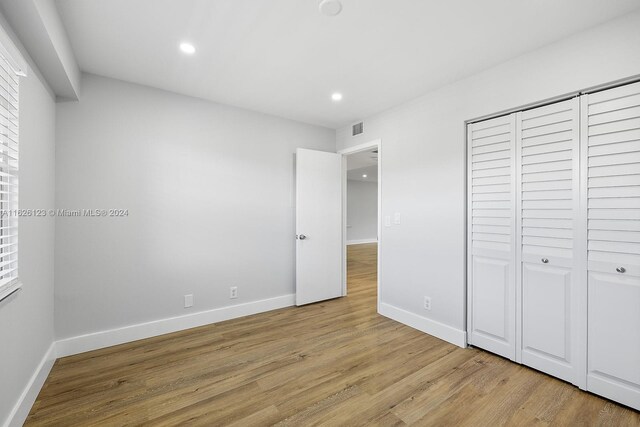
[338,139,381,310]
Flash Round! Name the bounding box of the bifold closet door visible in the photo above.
[467,114,516,361]
[583,82,640,410]
[517,98,582,385]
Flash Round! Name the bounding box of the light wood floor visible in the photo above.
[27,243,639,426]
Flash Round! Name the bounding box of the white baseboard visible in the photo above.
[346,238,378,245]
[379,302,467,348]
[4,342,56,427]
[56,294,295,358]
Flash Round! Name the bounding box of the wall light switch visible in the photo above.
[384,215,391,227]
[184,294,194,308]
[394,212,401,225]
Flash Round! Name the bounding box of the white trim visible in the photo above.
[3,343,56,427]
[346,238,377,245]
[514,111,523,363]
[570,96,586,389]
[379,302,467,348]
[0,281,22,304]
[465,123,472,346]
[576,95,589,390]
[55,294,295,357]
[341,153,348,295]
[338,139,381,156]
[587,374,640,412]
[0,21,27,76]
[376,141,382,312]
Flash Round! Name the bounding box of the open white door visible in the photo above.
[296,148,342,306]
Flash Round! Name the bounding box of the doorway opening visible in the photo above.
[340,140,380,309]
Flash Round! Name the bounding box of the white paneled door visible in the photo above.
[468,114,517,361]
[517,99,583,385]
[583,82,640,410]
[295,148,343,306]
[468,81,640,411]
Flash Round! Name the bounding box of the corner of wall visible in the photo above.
[379,303,467,348]
[3,343,56,427]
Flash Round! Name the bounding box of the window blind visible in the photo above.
[0,50,19,293]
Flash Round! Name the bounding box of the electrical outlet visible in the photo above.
[230,286,238,299]
[184,294,194,308]
[424,296,431,311]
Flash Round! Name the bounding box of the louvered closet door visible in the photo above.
[517,98,581,385]
[584,82,640,411]
[468,114,516,360]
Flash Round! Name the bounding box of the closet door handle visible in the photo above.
[541,258,549,264]
[616,267,626,273]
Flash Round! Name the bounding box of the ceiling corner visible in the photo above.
[0,0,81,100]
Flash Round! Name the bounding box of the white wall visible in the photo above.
[55,74,335,341]
[347,179,377,243]
[0,13,56,426]
[337,11,640,344]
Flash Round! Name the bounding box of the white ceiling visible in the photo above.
[348,165,377,182]
[55,0,640,128]
[347,149,377,181]
[346,148,377,170]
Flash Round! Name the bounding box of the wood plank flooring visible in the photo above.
[26,243,640,426]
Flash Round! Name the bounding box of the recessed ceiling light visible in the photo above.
[331,92,343,102]
[179,42,196,55]
[362,174,367,178]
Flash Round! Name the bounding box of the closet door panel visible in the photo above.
[518,98,581,384]
[472,256,510,339]
[468,114,516,360]
[522,263,573,381]
[585,81,640,410]
[587,272,640,410]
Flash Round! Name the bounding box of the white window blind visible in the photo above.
[0,50,19,294]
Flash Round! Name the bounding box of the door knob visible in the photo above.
[541,258,549,264]
[616,267,626,273]
[297,234,307,240]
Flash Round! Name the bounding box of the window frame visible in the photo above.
[0,29,25,303]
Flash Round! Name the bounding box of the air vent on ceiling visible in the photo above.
[352,122,364,136]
